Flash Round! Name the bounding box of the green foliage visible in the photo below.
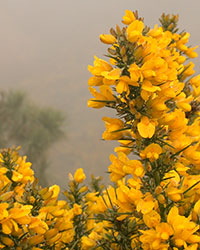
[0,90,66,185]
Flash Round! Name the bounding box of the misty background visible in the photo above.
[1,0,200,188]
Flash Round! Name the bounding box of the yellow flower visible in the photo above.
[88,76,103,86]
[46,233,62,245]
[185,46,198,58]
[101,68,121,80]
[49,184,60,199]
[148,24,163,38]
[81,235,96,250]
[73,204,82,216]
[11,170,23,182]
[114,139,133,155]
[9,205,32,221]
[87,85,115,109]
[184,244,199,250]
[127,20,144,43]
[116,184,134,213]
[161,170,180,187]
[165,186,182,202]
[176,32,190,52]
[14,156,34,184]
[29,217,48,234]
[116,80,129,95]
[1,218,17,234]
[88,56,112,76]
[74,168,86,183]
[182,62,195,78]
[167,206,200,247]
[0,236,14,247]
[128,63,143,82]
[137,116,155,138]
[175,92,193,112]
[139,228,169,250]
[123,159,145,178]
[155,222,173,240]
[29,235,44,246]
[174,162,189,176]
[99,34,116,44]
[143,210,161,228]
[117,75,140,95]
[137,193,156,214]
[108,153,127,182]
[140,143,162,162]
[60,229,74,244]
[45,228,59,240]
[122,10,136,25]
[150,96,168,112]
[141,80,160,93]
[190,74,200,87]
[0,191,14,202]
[193,200,200,216]
[0,203,9,220]
[102,117,125,140]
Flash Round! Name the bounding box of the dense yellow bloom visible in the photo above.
[1,9,200,250]
[167,207,200,247]
[84,9,200,250]
[140,228,169,250]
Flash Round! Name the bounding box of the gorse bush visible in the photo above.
[0,10,200,250]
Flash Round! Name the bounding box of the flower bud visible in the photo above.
[100,34,116,44]
[74,168,86,183]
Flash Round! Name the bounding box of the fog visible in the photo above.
[1,0,200,187]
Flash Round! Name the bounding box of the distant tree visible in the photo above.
[0,90,65,186]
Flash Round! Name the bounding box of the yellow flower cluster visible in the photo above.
[1,9,200,250]
[86,10,200,250]
[0,148,75,249]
